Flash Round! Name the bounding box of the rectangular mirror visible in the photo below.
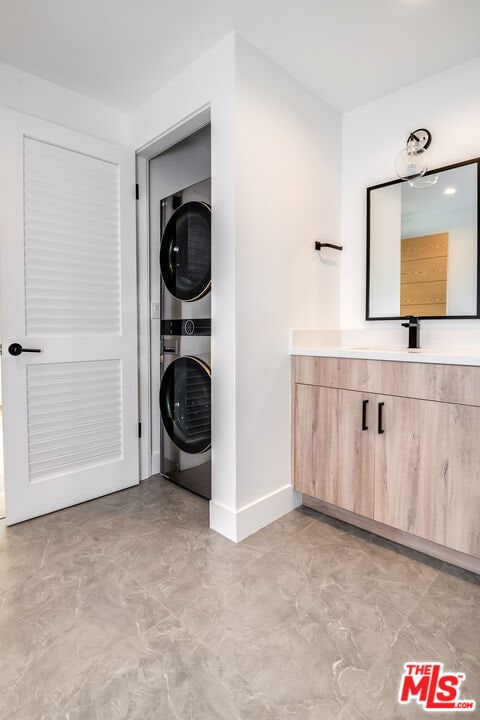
[366,158,480,319]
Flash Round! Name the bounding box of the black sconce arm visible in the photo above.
[315,242,343,251]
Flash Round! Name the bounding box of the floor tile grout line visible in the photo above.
[88,504,320,617]
[76,513,196,561]
[0,651,98,720]
[104,551,174,619]
[52,664,100,720]
[54,484,312,564]
[188,515,326,611]
[237,518,319,575]
[337,609,415,718]
[164,596,289,715]
[343,520,451,629]
[159,507,437,628]
[84,553,285,717]
[157,526,369,715]
[397,561,445,626]
[0,520,103,601]
[164,511,450,715]
[1,699,32,720]
[132,511,314,710]
[338,556,477,719]
[2,478,471,720]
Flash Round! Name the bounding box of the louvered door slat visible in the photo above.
[24,138,121,337]
[30,445,123,478]
[29,409,122,430]
[26,240,119,262]
[29,380,120,398]
[27,360,123,481]
[29,431,123,460]
[29,422,122,444]
[28,401,122,422]
[25,223,119,246]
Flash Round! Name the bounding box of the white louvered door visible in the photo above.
[0,108,138,524]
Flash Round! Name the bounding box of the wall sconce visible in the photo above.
[395,128,432,184]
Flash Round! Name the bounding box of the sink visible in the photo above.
[289,329,480,366]
[344,345,403,352]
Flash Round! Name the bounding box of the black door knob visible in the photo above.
[8,343,41,356]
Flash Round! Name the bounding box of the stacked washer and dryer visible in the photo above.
[159,178,212,499]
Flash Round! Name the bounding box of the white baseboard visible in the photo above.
[209,499,237,541]
[209,484,301,543]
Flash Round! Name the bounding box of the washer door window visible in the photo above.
[160,201,211,301]
[160,356,211,454]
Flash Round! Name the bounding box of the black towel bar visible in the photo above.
[315,242,343,251]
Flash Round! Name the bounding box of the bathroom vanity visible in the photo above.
[292,154,480,573]
[291,344,480,573]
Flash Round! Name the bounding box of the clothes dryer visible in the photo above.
[160,178,211,321]
[159,178,211,498]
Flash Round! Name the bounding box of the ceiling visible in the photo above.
[0,0,479,113]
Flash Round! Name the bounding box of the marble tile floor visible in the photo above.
[0,474,478,719]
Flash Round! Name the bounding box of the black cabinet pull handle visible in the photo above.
[362,399,369,430]
[378,402,385,434]
[8,343,41,356]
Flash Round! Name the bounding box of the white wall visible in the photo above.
[1,33,479,539]
[341,56,480,332]
[133,34,239,528]
[133,34,341,541]
[234,38,341,531]
[0,34,340,540]
[0,62,131,145]
[369,184,401,317]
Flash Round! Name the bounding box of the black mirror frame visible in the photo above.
[366,157,480,321]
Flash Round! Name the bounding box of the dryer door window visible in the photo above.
[160,201,211,301]
[160,356,211,454]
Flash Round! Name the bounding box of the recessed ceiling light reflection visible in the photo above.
[444,187,456,195]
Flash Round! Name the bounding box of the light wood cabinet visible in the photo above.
[294,384,374,518]
[337,389,375,517]
[292,356,480,562]
[375,394,480,557]
[294,385,337,502]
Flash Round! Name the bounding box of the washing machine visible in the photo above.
[159,178,211,499]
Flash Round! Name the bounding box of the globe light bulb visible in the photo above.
[408,174,439,189]
[395,129,432,182]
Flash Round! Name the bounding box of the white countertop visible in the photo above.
[289,330,480,366]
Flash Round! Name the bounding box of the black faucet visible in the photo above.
[401,316,420,349]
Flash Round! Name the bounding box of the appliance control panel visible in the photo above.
[161,319,211,336]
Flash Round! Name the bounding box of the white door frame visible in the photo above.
[135,105,211,481]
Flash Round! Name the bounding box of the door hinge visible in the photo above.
[135,183,139,200]
[138,422,142,439]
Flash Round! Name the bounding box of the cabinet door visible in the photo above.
[294,384,375,517]
[337,390,375,517]
[374,395,480,557]
[294,384,338,502]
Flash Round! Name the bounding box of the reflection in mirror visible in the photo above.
[367,160,479,319]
